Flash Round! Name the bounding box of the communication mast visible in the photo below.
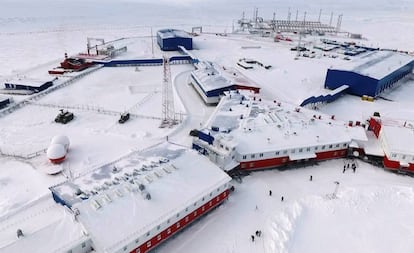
[161,56,176,127]
[336,14,343,33]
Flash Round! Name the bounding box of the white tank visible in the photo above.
[47,144,66,163]
[51,135,70,151]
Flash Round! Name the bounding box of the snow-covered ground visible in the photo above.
[1,0,414,252]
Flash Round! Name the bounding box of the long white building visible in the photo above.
[0,148,231,253]
[193,90,367,171]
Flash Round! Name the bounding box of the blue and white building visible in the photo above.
[190,61,260,104]
[157,29,193,51]
[325,51,414,97]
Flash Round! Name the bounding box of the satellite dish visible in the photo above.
[353,150,359,157]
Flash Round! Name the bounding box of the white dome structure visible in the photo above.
[51,135,70,151]
[47,144,66,164]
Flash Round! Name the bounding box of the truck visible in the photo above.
[118,112,130,124]
[55,109,74,124]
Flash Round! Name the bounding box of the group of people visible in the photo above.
[343,159,358,173]
[251,230,263,242]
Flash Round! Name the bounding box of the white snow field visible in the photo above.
[1,0,414,252]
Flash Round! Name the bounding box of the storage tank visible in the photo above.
[47,144,66,164]
[51,135,70,151]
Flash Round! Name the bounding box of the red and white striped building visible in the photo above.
[369,115,414,171]
[193,90,367,171]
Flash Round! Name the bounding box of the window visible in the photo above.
[242,155,247,159]
[402,155,406,159]
[176,213,179,218]
[209,201,212,206]
[185,207,188,212]
[291,149,295,153]
[147,241,151,248]
[216,196,220,201]
[185,216,189,222]
[251,154,256,158]
[322,145,325,150]
[210,192,213,197]
[82,242,86,248]
[282,158,287,163]
[124,246,128,251]
[135,239,139,243]
[194,211,198,216]
[299,148,303,152]
[136,249,141,253]
[202,206,205,211]
[167,219,170,224]
[343,143,347,147]
[334,152,338,156]
[336,144,340,147]
[315,146,318,151]
[202,197,205,201]
[306,147,310,152]
[392,153,397,158]
[259,153,263,157]
[167,228,171,234]
[157,235,162,241]
[146,232,150,237]
[176,222,180,228]
[157,225,161,230]
[283,150,288,154]
[329,144,333,148]
[275,151,280,155]
[194,202,197,206]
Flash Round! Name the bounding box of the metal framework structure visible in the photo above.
[161,56,176,127]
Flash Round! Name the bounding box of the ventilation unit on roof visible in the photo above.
[115,189,123,198]
[138,184,145,191]
[91,199,102,210]
[103,194,112,203]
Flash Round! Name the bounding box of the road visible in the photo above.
[168,69,215,147]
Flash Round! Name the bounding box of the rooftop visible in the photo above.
[0,196,87,252]
[205,91,367,155]
[331,50,414,80]
[157,29,191,39]
[192,61,259,93]
[381,124,414,157]
[4,77,55,88]
[51,148,231,252]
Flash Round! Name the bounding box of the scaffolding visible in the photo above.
[235,8,344,35]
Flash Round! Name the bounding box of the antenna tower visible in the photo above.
[161,56,176,127]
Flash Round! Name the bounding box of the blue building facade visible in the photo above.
[4,79,54,93]
[325,52,414,97]
[0,97,10,109]
[157,29,193,51]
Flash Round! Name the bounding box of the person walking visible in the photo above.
[281,196,284,202]
[251,235,255,242]
[269,190,272,196]
[310,175,313,181]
